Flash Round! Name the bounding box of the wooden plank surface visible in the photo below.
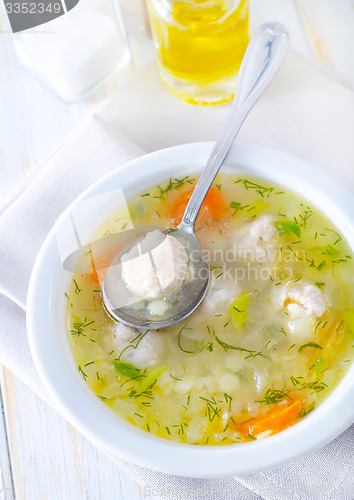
[0,382,14,500]
[0,366,149,500]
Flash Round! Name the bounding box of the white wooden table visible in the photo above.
[0,17,155,499]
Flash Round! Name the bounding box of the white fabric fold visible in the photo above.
[0,52,353,499]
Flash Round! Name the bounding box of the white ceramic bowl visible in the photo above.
[27,143,354,478]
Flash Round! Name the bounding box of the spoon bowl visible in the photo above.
[102,226,210,329]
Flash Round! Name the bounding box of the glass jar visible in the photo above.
[146,0,249,105]
[9,0,131,102]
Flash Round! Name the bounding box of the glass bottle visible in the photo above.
[146,0,250,105]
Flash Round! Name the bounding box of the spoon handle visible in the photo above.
[180,22,290,231]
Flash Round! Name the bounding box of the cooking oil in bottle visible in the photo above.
[146,0,249,104]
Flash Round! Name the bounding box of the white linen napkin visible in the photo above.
[0,52,353,499]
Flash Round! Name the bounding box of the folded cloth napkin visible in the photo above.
[0,52,354,499]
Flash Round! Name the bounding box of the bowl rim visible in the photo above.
[27,142,354,478]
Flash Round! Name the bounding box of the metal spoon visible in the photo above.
[102,23,290,330]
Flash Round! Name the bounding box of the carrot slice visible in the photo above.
[169,187,227,227]
[236,399,303,439]
[89,246,122,287]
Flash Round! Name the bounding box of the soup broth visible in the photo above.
[67,174,354,445]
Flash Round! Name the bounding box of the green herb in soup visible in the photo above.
[67,175,354,445]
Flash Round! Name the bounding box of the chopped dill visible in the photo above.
[290,376,327,393]
[73,279,81,294]
[325,228,341,245]
[224,393,233,412]
[244,350,268,360]
[154,176,195,200]
[304,380,327,392]
[298,207,313,229]
[207,325,256,355]
[239,179,274,198]
[71,317,95,337]
[317,261,326,271]
[298,342,323,354]
[117,330,149,361]
[290,376,301,386]
[230,416,237,427]
[199,396,221,422]
[78,365,87,380]
[230,201,241,215]
[257,388,291,404]
[240,417,255,425]
[336,319,344,331]
[177,324,200,354]
[298,402,316,418]
[247,434,257,441]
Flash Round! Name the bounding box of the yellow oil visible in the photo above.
[146,0,250,104]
